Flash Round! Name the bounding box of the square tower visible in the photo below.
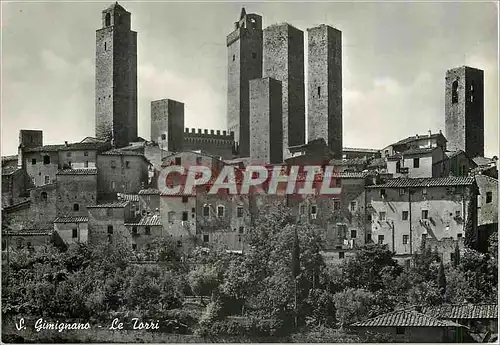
[307,25,342,159]
[151,99,185,152]
[227,8,263,158]
[263,23,305,160]
[95,2,138,148]
[249,77,283,164]
[445,66,484,158]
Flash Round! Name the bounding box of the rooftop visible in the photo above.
[350,308,463,328]
[420,304,498,320]
[87,201,129,208]
[392,132,446,147]
[56,168,98,175]
[24,142,108,153]
[125,214,162,226]
[3,228,53,236]
[366,176,475,189]
[54,216,89,223]
[2,166,21,176]
[138,189,161,195]
[117,193,140,202]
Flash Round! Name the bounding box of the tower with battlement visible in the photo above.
[263,23,305,160]
[95,2,138,148]
[151,99,184,152]
[227,8,263,158]
[307,25,342,159]
[445,66,484,158]
[182,128,235,159]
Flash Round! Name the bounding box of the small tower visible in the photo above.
[227,7,263,158]
[445,66,484,158]
[95,2,138,148]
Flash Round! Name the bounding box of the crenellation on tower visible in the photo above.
[227,7,263,158]
[307,24,342,159]
[95,2,137,149]
[445,66,485,158]
[263,23,305,160]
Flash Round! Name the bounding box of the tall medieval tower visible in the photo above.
[307,25,342,159]
[445,66,484,158]
[227,8,263,158]
[95,2,138,149]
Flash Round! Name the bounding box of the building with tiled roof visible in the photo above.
[2,228,54,250]
[87,201,130,208]
[350,308,465,342]
[421,304,497,320]
[366,176,475,189]
[56,168,98,175]
[53,216,89,223]
[53,217,89,246]
[117,193,140,202]
[138,188,161,195]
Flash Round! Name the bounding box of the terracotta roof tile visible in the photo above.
[53,216,89,223]
[392,133,446,146]
[87,201,129,208]
[56,168,98,175]
[100,149,144,156]
[138,188,161,195]
[343,147,380,153]
[3,228,53,236]
[2,166,22,176]
[366,177,475,189]
[400,147,437,156]
[421,304,498,320]
[117,193,140,202]
[125,215,162,226]
[350,309,463,328]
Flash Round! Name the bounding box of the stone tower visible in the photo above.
[151,99,185,152]
[95,2,138,148]
[445,66,484,158]
[307,25,342,159]
[227,8,263,158]
[249,77,283,164]
[263,23,305,160]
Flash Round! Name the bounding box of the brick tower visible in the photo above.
[227,8,263,158]
[445,66,484,158]
[95,2,138,148]
[307,25,342,159]
[263,23,305,160]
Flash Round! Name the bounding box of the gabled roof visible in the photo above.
[56,168,98,175]
[421,304,498,320]
[23,144,66,152]
[350,308,463,328]
[392,133,447,147]
[400,146,438,156]
[54,216,89,223]
[366,176,475,189]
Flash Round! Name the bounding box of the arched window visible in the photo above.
[396,161,401,173]
[451,80,459,104]
[105,13,111,26]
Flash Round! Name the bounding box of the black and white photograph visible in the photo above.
[1,0,498,343]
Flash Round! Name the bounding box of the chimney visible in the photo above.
[415,134,419,139]
[439,129,442,134]
[428,130,432,137]
[64,141,69,147]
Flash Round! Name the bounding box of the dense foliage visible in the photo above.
[2,204,497,342]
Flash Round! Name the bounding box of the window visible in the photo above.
[403,235,409,244]
[132,244,137,250]
[145,226,151,235]
[125,161,130,169]
[84,161,89,168]
[182,196,188,203]
[111,181,116,190]
[237,206,243,218]
[203,205,210,217]
[378,235,384,244]
[107,225,113,234]
[44,176,50,185]
[252,52,256,59]
[132,226,137,235]
[380,189,386,198]
[396,327,405,335]
[111,160,116,169]
[486,192,493,204]
[413,158,420,168]
[196,156,202,165]
[422,210,429,219]
[73,203,79,211]
[203,234,209,243]
[32,158,36,165]
[84,151,88,156]
[67,152,71,157]
[72,228,77,238]
[232,55,235,61]
[239,226,244,234]
[217,205,225,217]
[350,230,357,239]
[175,157,182,165]
[349,201,357,212]
[177,240,182,247]
[366,233,372,242]
[422,187,428,195]
[399,188,406,196]
[43,155,50,164]
[105,12,111,26]
[455,210,461,217]
[107,208,113,217]
[402,211,408,220]
[452,80,459,103]
[457,233,463,238]
[311,205,317,214]
[366,214,372,222]
[182,212,188,221]
[339,252,344,259]
[68,161,72,167]
[333,199,341,210]
[161,134,166,140]
[379,212,386,221]
[41,192,47,201]
[317,86,321,98]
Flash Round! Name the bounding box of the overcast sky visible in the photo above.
[1,1,498,157]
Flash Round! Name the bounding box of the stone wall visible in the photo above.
[56,171,98,217]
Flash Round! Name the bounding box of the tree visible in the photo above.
[437,261,447,302]
[452,242,461,267]
[464,196,476,249]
